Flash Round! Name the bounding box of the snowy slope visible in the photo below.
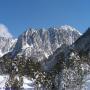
[0,75,35,90]
[0,37,17,57]
[0,24,17,57]
[11,25,81,61]
[0,75,9,90]
[42,28,90,90]
[0,75,90,90]
[83,74,90,90]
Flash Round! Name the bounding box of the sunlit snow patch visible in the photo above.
[0,75,35,90]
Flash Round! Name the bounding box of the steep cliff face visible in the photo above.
[11,25,81,61]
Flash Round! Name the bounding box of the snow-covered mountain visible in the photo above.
[0,24,17,57]
[11,25,81,61]
[0,37,17,57]
[1,25,90,90]
[42,28,90,90]
[43,28,90,72]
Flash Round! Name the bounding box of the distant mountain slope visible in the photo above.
[0,37,17,57]
[43,28,90,71]
[2,25,90,90]
[11,25,81,61]
[42,28,90,90]
[0,24,17,57]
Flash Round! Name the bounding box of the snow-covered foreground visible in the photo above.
[0,75,35,90]
[0,74,90,90]
[82,74,90,90]
[22,77,35,89]
[0,75,9,89]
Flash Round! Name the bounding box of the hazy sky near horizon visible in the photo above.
[0,0,90,37]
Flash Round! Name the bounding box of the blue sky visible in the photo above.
[0,0,90,37]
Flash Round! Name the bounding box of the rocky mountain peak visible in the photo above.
[11,25,81,61]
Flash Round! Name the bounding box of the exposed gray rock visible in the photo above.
[12,25,81,61]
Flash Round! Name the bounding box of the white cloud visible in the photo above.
[0,24,13,38]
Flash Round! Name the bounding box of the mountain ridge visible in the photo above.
[1,25,90,90]
[10,25,81,61]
